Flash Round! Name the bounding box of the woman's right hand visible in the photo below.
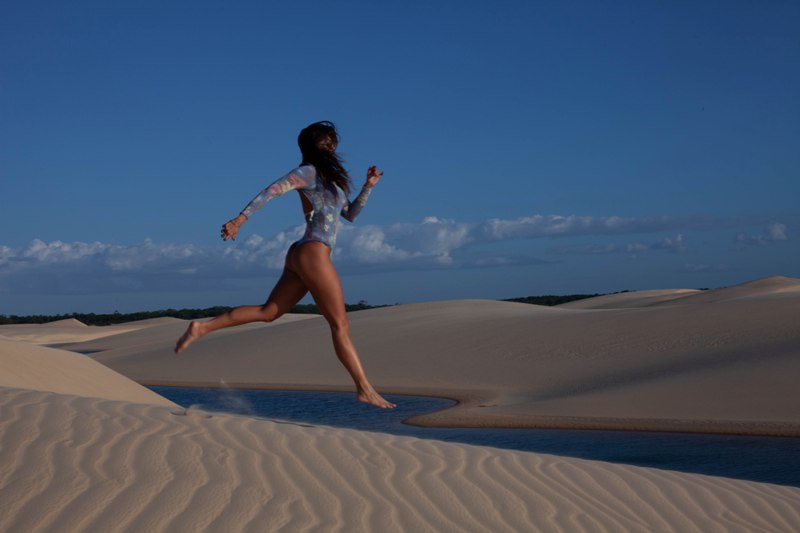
[365,165,383,187]
[221,214,247,241]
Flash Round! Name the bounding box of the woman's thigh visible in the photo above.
[264,266,309,317]
[287,242,346,322]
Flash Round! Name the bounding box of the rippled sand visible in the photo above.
[2,386,799,532]
[2,276,800,531]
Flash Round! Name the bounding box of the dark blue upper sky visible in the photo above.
[2,0,798,314]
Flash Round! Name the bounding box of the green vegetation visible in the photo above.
[3,293,631,326]
[0,300,387,326]
[502,294,601,306]
[0,307,235,326]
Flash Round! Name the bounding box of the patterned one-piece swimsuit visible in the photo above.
[241,164,372,249]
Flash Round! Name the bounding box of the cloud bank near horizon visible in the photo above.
[0,214,789,296]
[735,222,788,246]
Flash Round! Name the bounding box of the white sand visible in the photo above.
[0,314,318,346]
[0,340,174,407]
[2,276,800,530]
[2,386,799,532]
[62,275,800,436]
[0,317,180,345]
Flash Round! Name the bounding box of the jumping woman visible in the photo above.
[174,121,396,409]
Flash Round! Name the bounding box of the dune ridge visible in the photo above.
[0,340,175,407]
[2,281,800,531]
[561,275,800,309]
[2,386,798,532]
[0,319,159,345]
[57,275,800,436]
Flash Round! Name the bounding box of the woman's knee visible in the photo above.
[327,315,349,334]
[259,303,280,323]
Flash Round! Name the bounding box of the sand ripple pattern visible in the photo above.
[1,387,799,532]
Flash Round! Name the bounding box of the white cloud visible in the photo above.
[21,239,110,264]
[0,213,775,296]
[735,222,789,246]
[651,233,686,252]
[332,213,711,267]
[683,263,730,273]
[768,223,788,240]
[550,234,686,255]
[344,226,414,263]
[478,214,701,242]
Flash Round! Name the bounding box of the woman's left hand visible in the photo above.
[366,165,383,188]
[221,220,240,241]
[221,214,246,241]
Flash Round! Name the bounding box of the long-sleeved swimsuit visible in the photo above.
[241,164,372,249]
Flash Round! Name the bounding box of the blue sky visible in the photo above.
[2,0,798,314]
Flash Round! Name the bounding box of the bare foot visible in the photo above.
[357,387,396,409]
[174,321,205,354]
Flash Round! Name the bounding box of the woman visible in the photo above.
[175,121,396,409]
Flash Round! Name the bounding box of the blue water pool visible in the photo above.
[150,386,800,488]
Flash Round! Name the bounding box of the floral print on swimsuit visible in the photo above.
[240,164,373,249]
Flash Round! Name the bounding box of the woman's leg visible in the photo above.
[174,267,308,354]
[288,242,396,409]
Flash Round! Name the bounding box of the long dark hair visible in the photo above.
[298,121,351,195]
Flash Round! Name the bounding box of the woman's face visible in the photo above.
[318,134,337,153]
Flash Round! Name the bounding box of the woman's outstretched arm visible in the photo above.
[221,166,315,241]
[341,165,383,222]
[241,166,315,219]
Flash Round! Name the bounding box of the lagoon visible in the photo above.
[151,386,800,488]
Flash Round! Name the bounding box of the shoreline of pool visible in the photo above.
[149,385,800,488]
[142,381,800,438]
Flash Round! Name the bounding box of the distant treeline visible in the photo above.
[0,300,385,326]
[1,295,609,326]
[502,294,601,306]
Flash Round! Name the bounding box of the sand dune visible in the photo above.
[2,386,798,532]
[0,340,175,407]
[657,275,800,304]
[561,275,800,309]
[2,278,800,530]
[557,288,702,309]
[0,313,319,347]
[65,275,800,435]
[0,317,165,345]
[47,318,88,327]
